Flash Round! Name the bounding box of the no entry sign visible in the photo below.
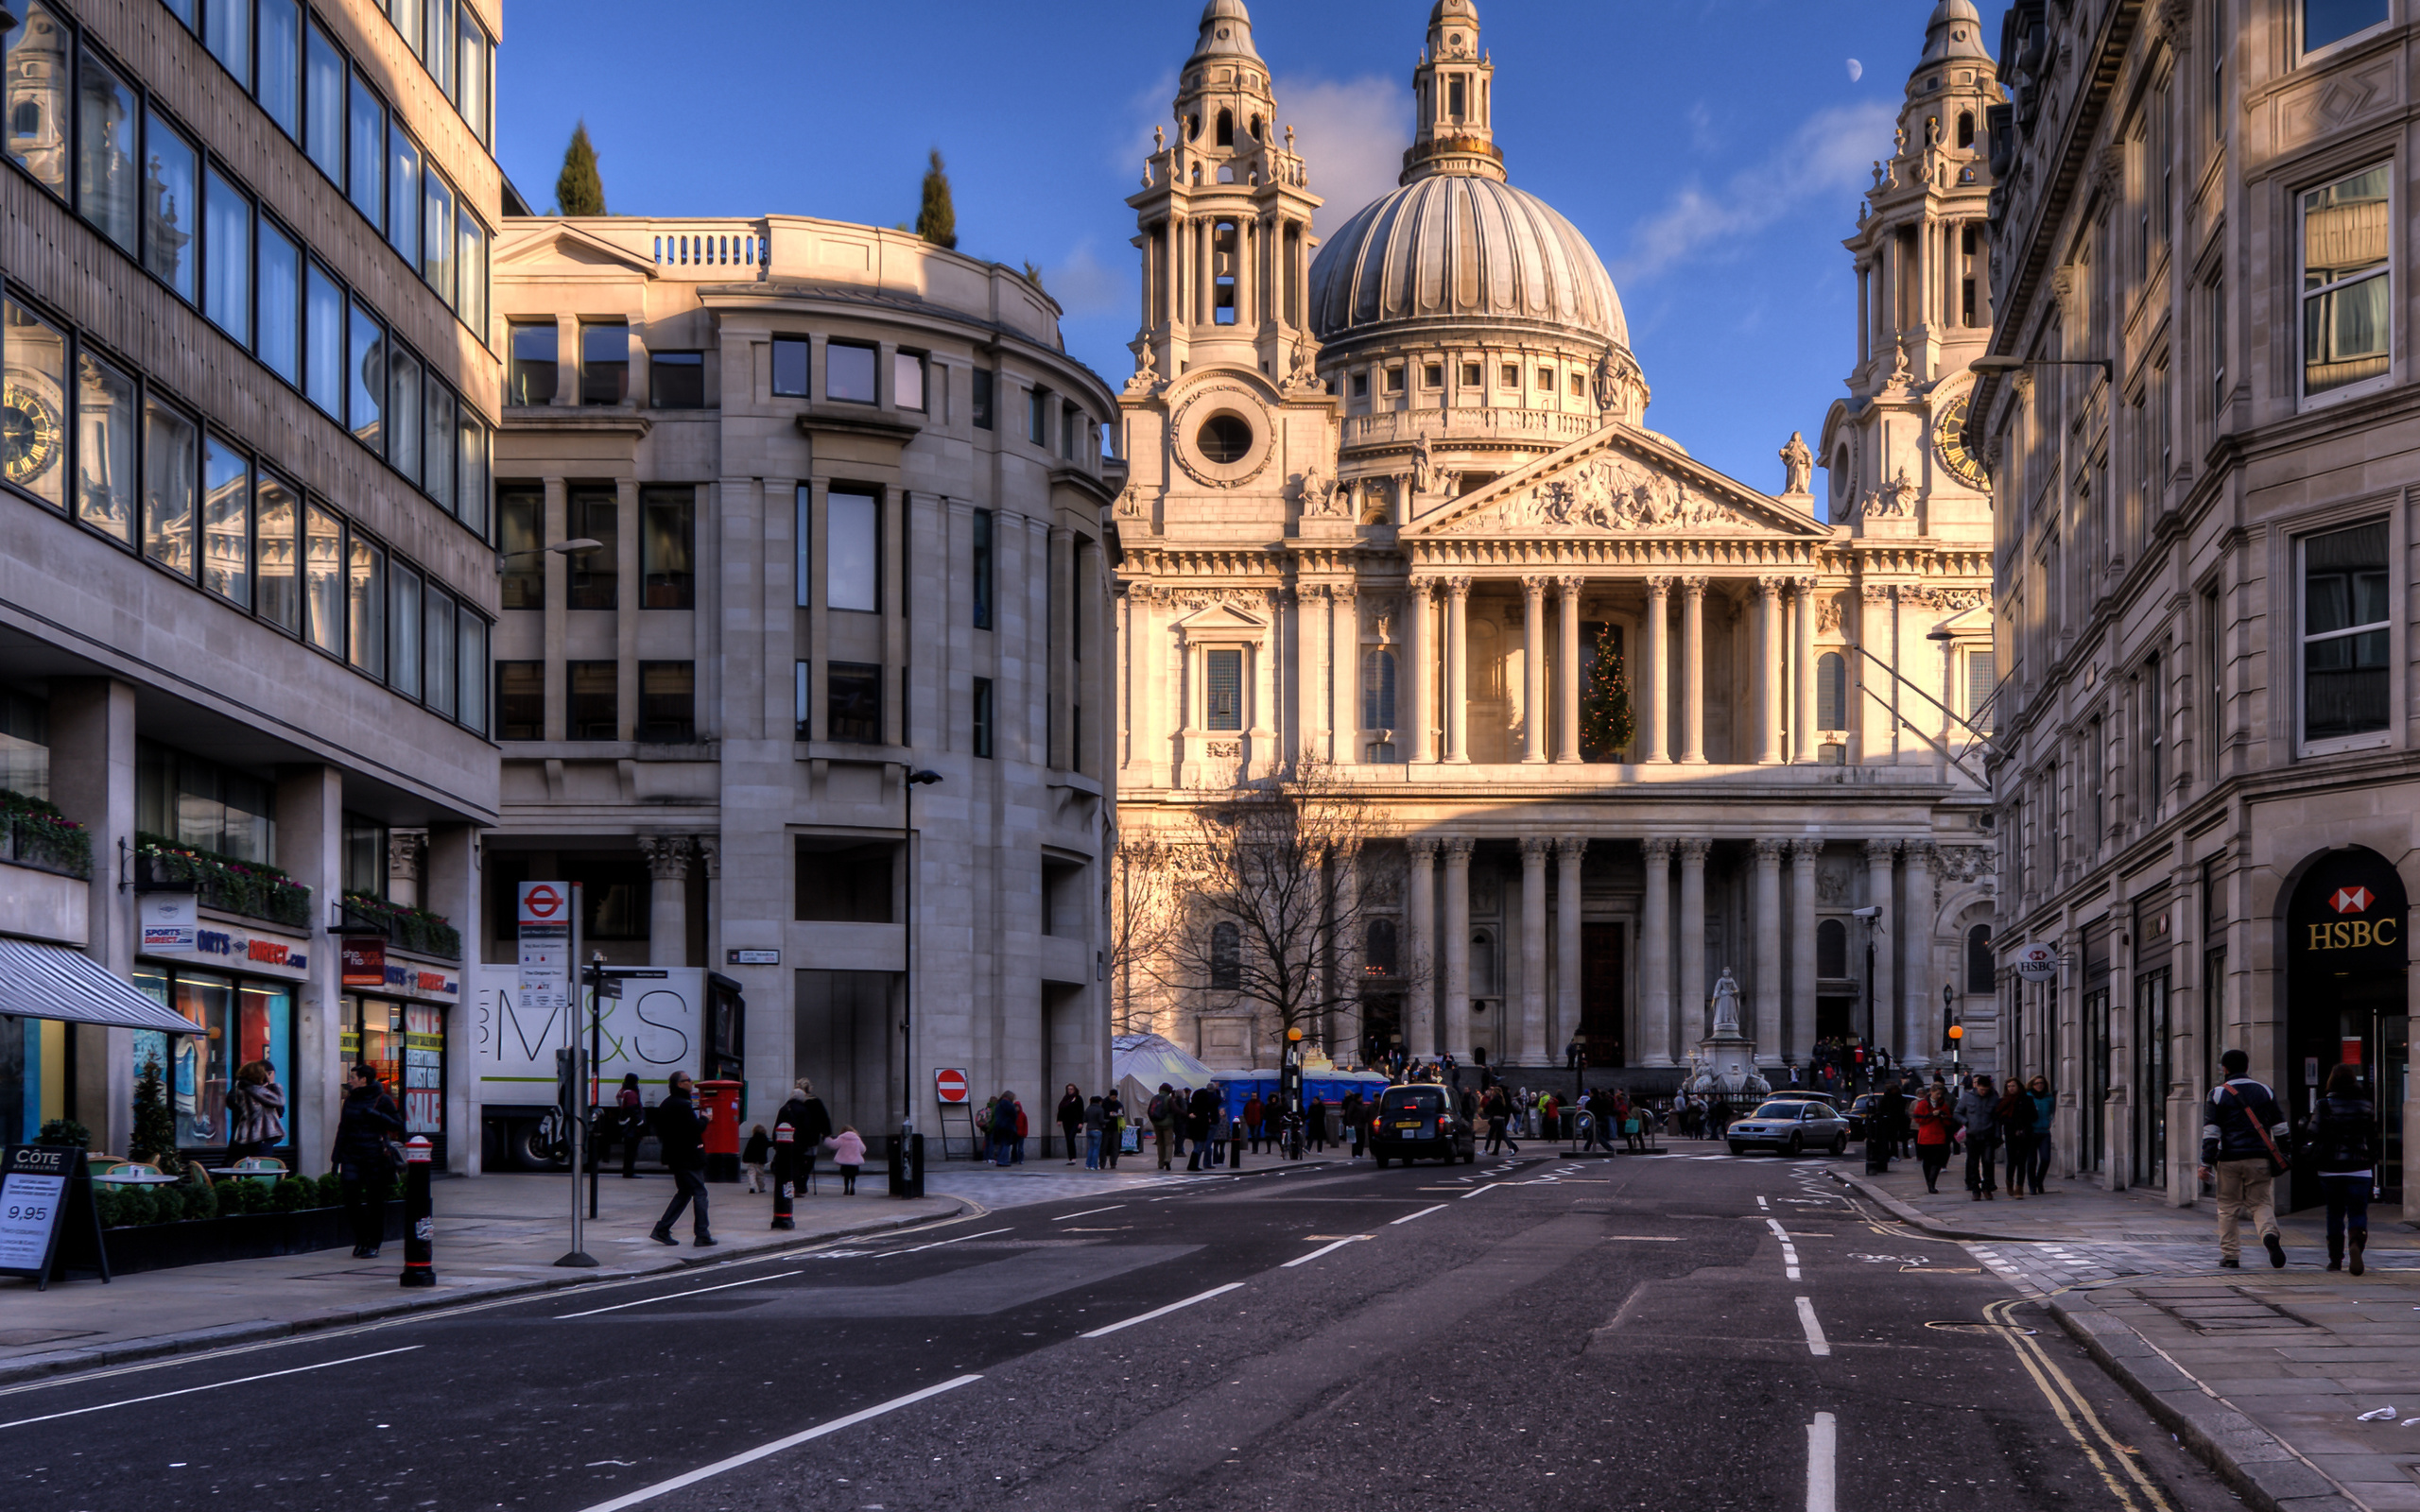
[933,1068,970,1105]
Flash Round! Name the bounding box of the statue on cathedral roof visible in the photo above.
[1779,431,1813,496]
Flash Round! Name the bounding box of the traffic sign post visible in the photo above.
[933,1068,970,1106]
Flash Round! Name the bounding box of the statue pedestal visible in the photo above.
[1689,1032,1770,1102]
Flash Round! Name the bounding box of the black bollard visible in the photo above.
[770,1122,796,1229]
[399,1136,434,1287]
[1228,1117,1242,1169]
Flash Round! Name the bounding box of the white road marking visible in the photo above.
[573,1375,981,1512]
[1795,1297,1831,1357]
[1390,1204,1447,1226]
[1080,1281,1247,1337]
[0,1347,423,1431]
[1604,1235,1681,1242]
[558,1271,804,1319]
[1054,1205,1126,1222]
[870,1227,1016,1258]
[1282,1235,1373,1267]
[1807,1412,1837,1512]
[1460,1183,1502,1199]
[1757,1196,1771,1210]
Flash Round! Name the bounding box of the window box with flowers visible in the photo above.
[341,891,463,961]
[135,834,313,929]
[1,789,92,879]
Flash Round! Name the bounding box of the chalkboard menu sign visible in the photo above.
[0,1145,110,1290]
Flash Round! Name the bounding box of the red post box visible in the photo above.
[694,1079,745,1184]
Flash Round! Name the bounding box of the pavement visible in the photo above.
[0,1145,2251,1512]
[0,1145,1360,1389]
[1828,1144,2420,1512]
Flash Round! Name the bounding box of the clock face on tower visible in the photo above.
[1931,387,1990,493]
[1,383,60,490]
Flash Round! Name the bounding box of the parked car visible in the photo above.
[1726,1099,1850,1157]
[1369,1084,1477,1167]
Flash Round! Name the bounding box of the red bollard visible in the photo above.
[399,1136,434,1287]
[770,1122,795,1230]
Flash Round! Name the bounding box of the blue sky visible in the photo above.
[498,1,2008,490]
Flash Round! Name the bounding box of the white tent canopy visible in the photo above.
[1111,1031,1216,1110]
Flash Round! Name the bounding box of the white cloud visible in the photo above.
[1275,75,1410,236]
[1609,100,1896,286]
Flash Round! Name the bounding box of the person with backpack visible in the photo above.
[1150,1084,1177,1170]
[1100,1090,1125,1169]
[2308,1063,2383,1274]
[2200,1048,2292,1268]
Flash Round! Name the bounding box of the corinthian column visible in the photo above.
[1753,838,1783,1065]
[1640,837,1674,1065]
[1406,580,1436,763]
[1443,577,1472,765]
[1864,838,1898,1055]
[1443,837,1474,1056]
[1519,837,1548,1060]
[1406,837,1437,1053]
[1555,576,1584,763]
[1298,584,1329,763]
[1903,841,1937,1066]
[1520,576,1549,764]
[1789,839,1819,1065]
[1554,837,1585,1057]
[1639,576,1670,764]
[1330,585,1359,763]
[1792,578,1819,762]
[1679,578,1707,764]
[636,834,693,969]
[1678,838,1710,1047]
[1754,577,1783,765]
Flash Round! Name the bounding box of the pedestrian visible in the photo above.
[1101,1090,1124,1169]
[616,1073,645,1177]
[990,1090,1020,1167]
[649,1072,715,1247]
[1620,1092,1646,1153]
[1058,1084,1085,1165]
[775,1078,834,1197]
[1341,1088,1366,1158]
[1208,1092,1230,1167]
[1011,1094,1028,1164]
[1565,1039,1581,1071]
[2200,1048,2292,1269]
[1484,1088,1514,1156]
[1150,1084,1177,1169]
[226,1058,285,1160]
[331,1064,403,1259]
[1994,1077,2031,1199]
[1910,1083,1955,1192]
[1185,1084,1219,1170]
[1868,1077,1909,1176]
[741,1123,772,1194]
[1083,1094,1106,1170]
[1301,1094,1329,1154]
[2306,1063,2381,1275]
[1955,1073,2000,1200]
[1243,1091,1266,1153]
[2022,1075,2056,1194]
[826,1125,868,1194]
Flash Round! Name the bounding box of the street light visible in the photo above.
[495,538,602,575]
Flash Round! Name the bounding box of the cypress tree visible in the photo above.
[915,148,958,249]
[130,1054,185,1174]
[1580,623,1635,760]
[555,121,606,216]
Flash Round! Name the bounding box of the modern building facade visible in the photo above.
[0,0,503,1167]
[1977,0,2418,1215]
[489,215,1119,1148]
[1114,0,1999,1084]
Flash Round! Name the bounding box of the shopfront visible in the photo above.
[134,927,309,1159]
[337,959,460,1165]
[2283,846,2408,1211]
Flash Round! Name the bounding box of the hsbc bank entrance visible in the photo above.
[2284,848,2409,1211]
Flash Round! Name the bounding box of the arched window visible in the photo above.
[1186,112,1201,141]
[1965,924,1994,993]
[1209,921,1240,989]
[1471,930,1497,996]
[1957,111,1976,148]
[1216,108,1234,146]
[1249,114,1263,142]
[1817,651,1848,730]
[1362,648,1397,730]
[1365,918,1398,976]
[1816,918,1849,978]
[1212,219,1237,323]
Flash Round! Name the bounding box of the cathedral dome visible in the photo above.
[1307,173,1630,351]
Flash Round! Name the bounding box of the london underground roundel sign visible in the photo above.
[2014,942,2060,982]
[934,1068,970,1105]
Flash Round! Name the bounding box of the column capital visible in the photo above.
[1407,834,1440,860]
[1521,836,1553,860]
[1554,574,1586,595]
[1754,575,1785,600]
[1786,836,1823,864]
[1442,835,1476,861]
[1862,837,1901,862]
[1678,837,1713,862]
[1753,837,1786,860]
[1644,575,1676,596]
[1299,582,1331,603]
[1408,577,1438,604]
[1555,835,1589,861]
[1519,574,1553,597]
[1789,575,1822,597]
[1331,581,1358,604]
[1442,575,1473,599]
[637,833,695,880]
[696,834,720,881]
[1642,835,1678,861]
[1679,576,1709,600]
[1904,838,1939,871]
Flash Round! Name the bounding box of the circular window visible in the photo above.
[1198,413,1253,464]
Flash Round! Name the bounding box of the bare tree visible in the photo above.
[1157,758,1409,1058]
[1108,833,1191,1036]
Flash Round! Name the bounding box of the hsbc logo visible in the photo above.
[2330,886,2374,915]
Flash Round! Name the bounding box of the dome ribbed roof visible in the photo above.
[1307,174,1629,350]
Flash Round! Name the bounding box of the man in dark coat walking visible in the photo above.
[649,1072,715,1247]
[1184,1085,1219,1170]
[773,1078,833,1197]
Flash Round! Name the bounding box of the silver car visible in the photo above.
[1726,1099,1849,1157]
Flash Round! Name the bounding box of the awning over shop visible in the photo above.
[0,937,198,1033]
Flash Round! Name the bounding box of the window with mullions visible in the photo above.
[581,322,628,405]
[1204,648,1243,731]
[493,661,542,741]
[771,337,807,398]
[136,738,275,862]
[826,662,882,744]
[1361,648,1396,730]
[200,437,249,609]
[971,508,993,629]
[567,490,617,610]
[2301,164,2391,398]
[638,662,694,742]
[567,661,616,740]
[641,487,694,609]
[2301,520,2390,746]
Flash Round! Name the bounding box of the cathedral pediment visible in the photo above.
[495,223,659,277]
[1405,424,1831,541]
[1169,601,1269,633]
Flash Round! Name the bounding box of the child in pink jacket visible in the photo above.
[825,1126,868,1194]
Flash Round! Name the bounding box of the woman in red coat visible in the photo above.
[1910,1084,1958,1194]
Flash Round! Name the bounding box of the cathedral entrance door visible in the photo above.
[1581,922,1625,1066]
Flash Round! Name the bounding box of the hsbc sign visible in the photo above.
[2289,850,2408,970]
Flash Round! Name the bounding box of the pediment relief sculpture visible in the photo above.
[1434,455,1754,536]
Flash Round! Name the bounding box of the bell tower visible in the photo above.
[1128,0,1322,380]
[1402,0,1502,184]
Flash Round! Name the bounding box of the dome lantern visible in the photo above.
[1403,0,1503,184]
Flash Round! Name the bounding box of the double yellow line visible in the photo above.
[1982,1297,2174,1512]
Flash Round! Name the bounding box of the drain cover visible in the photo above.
[1925,1320,2039,1335]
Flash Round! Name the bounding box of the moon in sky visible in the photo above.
[1846,58,1864,82]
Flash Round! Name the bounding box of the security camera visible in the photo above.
[1850,905,1882,919]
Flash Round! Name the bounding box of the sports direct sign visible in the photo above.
[2013,942,2060,982]
[933,1068,970,1105]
